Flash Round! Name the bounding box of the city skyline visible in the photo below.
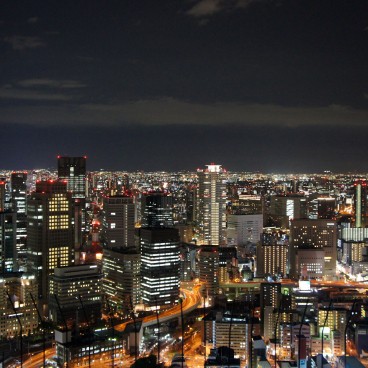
[1,1,368,171]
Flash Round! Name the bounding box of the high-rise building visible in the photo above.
[57,156,87,251]
[141,192,173,227]
[0,273,38,338]
[140,227,180,309]
[196,164,226,246]
[11,172,27,258]
[57,156,87,199]
[354,180,367,228]
[256,232,288,277]
[49,264,102,327]
[0,180,5,212]
[260,282,281,337]
[102,195,135,249]
[269,195,307,227]
[102,247,140,312]
[198,245,219,306]
[227,214,263,245]
[290,219,337,278]
[0,210,16,273]
[27,180,74,313]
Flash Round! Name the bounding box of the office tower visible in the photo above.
[279,323,310,360]
[49,264,102,326]
[141,192,173,227]
[269,194,307,227]
[0,273,38,338]
[196,164,226,246]
[198,245,219,306]
[11,172,27,257]
[227,214,263,245]
[179,243,197,282]
[354,180,367,228]
[290,219,337,278]
[231,194,264,215]
[0,211,16,273]
[57,156,87,199]
[317,197,336,219]
[203,310,260,360]
[27,180,74,313]
[57,156,87,251]
[101,195,135,249]
[0,180,5,212]
[297,246,325,278]
[102,248,140,311]
[318,307,348,356]
[140,227,180,309]
[256,233,288,278]
[218,246,238,282]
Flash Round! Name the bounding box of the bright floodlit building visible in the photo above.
[196,164,226,246]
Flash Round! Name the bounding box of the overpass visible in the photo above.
[115,284,202,332]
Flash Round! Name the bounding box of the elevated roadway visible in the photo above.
[115,284,202,332]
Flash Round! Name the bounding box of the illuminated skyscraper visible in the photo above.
[11,172,27,257]
[140,227,180,309]
[196,164,226,246]
[290,219,337,278]
[256,232,288,277]
[354,180,367,228]
[27,180,74,313]
[102,195,135,249]
[57,156,87,253]
[198,245,219,306]
[141,192,173,227]
[57,156,86,199]
[0,210,16,272]
[0,180,5,212]
[269,195,307,227]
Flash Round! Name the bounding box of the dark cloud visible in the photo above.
[0,0,367,171]
[0,97,367,128]
[3,35,46,50]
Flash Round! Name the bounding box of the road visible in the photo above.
[115,284,202,332]
[22,285,202,367]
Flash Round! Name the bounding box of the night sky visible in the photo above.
[1,0,368,172]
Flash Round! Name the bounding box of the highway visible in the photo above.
[22,284,202,367]
[115,284,202,332]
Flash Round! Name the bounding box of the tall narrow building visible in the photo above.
[57,156,87,255]
[101,195,135,249]
[140,227,180,309]
[141,192,173,227]
[196,164,226,246]
[11,172,28,258]
[27,180,74,313]
[0,180,5,212]
[0,210,16,273]
[139,192,180,309]
[354,180,367,228]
